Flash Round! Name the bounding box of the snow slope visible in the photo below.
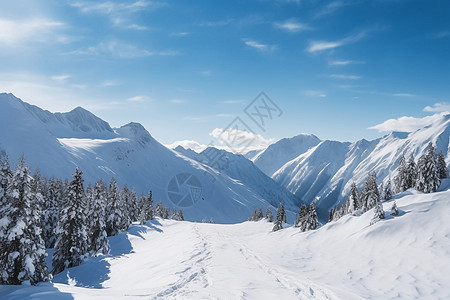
[1,188,448,299]
[0,93,296,223]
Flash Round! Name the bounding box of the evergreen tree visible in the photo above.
[328,208,335,223]
[370,202,385,225]
[265,207,273,222]
[436,152,448,179]
[294,205,307,228]
[378,182,384,202]
[384,179,393,201]
[394,155,409,193]
[300,203,319,232]
[248,208,263,221]
[106,178,123,236]
[42,178,62,248]
[361,171,380,211]
[390,201,399,216]
[272,203,285,232]
[139,191,154,224]
[52,168,89,275]
[0,157,49,285]
[406,154,417,188]
[120,184,132,231]
[416,143,440,193]
[88,180,110,256]
[347,182,359,214]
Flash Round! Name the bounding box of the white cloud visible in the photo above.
[369,113,445,133]
[431,31,450,39]
[274,19,310,33]
[99,81,119,87]
[170,32,190,37]
[330,74,361,80]
[307,31,367,53]
[127,95,150,102]
[242,38,276,52]
[221,100,242,104]
[423,102,450,113]
[184,114,233,122]
[392,93,415,97]
[328,60,364,66]
[209,128,274,152]
[170,98,185,104]
[314,1,349,19]
[199,70,212,76]
[303,90,326,98]
[66,40,180,58]
[51,74,71,82]
[0,18,65,48]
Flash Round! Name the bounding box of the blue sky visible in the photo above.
[1,0,450,150]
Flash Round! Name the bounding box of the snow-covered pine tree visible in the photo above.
[177,210,184,221]
[52,168,89,275]
[406,154,417,189]
[328,208,335,222]
[361,171,380,211]
[88,180,110,256]
[416,143,440,193]
[105,178,123,236]
[272,203,285,232]
[394,155,409,193]
[0,157,49,285]
[139,191,154,224]
[265,207,273,222]
[378,182,384,202]
[436,152,448,179]
[384,179,393,201]
[347,182,359,214]
[300,203,319,232]
[42,178,62,248]
[390,201,399,216]
[249,208,263,221]
[294,205,307,228]
[120,184,132,231]
[128,188,139,223]
[370,201,385,225]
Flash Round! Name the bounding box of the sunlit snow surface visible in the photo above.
[1,188,449,299]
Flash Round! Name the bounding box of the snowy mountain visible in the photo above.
[174,146,300,211]
[263,116,450,220]
[2,186,449,299]
[251,134,321,177]
[0,93,297,223]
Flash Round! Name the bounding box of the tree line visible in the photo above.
[0,155,183,286]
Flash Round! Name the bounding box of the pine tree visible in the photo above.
[436,152,448,179]
[416,143,440,193]
[52,168,89,275]
[265,207,273,222]
[139,191,154,224]
[155,201,164,218]
[300,203,319,232]
[249,208,263,221]
[0,155,13,207]
[361,171,380,211]
[105,178,123,236]
[88,180,110,256]
[120,184,132,231]
[384,179,393,201]
[347,182,359,214]
[390,201,399,216]
[42,178,62,248]
[406,154,417,188]
[378,182,384,202]
[394,155,409,193]
[272,203,285,232]
[370,202,385,225]
[294,205,307,228]
[0,157,49,285]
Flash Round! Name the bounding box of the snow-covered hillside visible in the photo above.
[1,188,448,299]
[0,93,296,223]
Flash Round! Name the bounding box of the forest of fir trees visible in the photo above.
[0,155,184,286]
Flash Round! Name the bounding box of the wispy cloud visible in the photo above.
[423,102,450,112]
[307,31,367,53]
[170,32,191,37]
[127,95,150,102]
[66,40,180,58]
[199,70,212,76]
[314,1,349,19]
[330,74,361,80]
[170,98,185,104]
[51,74,71,82]
[369,113,445,133]
[198,19,234,27]
[431,31,450,39]
[242,38,276,52]
[221,100,243,104]
[392,93,415,97]
[184,114,233,123]
[274,19,310,33]
[71,1,165,30]
[328,60,364,66]
[303,90,326,98]
[0,18,66,48]
[99,80,119,87]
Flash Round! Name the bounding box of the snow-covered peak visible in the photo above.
[116,122,154,147]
